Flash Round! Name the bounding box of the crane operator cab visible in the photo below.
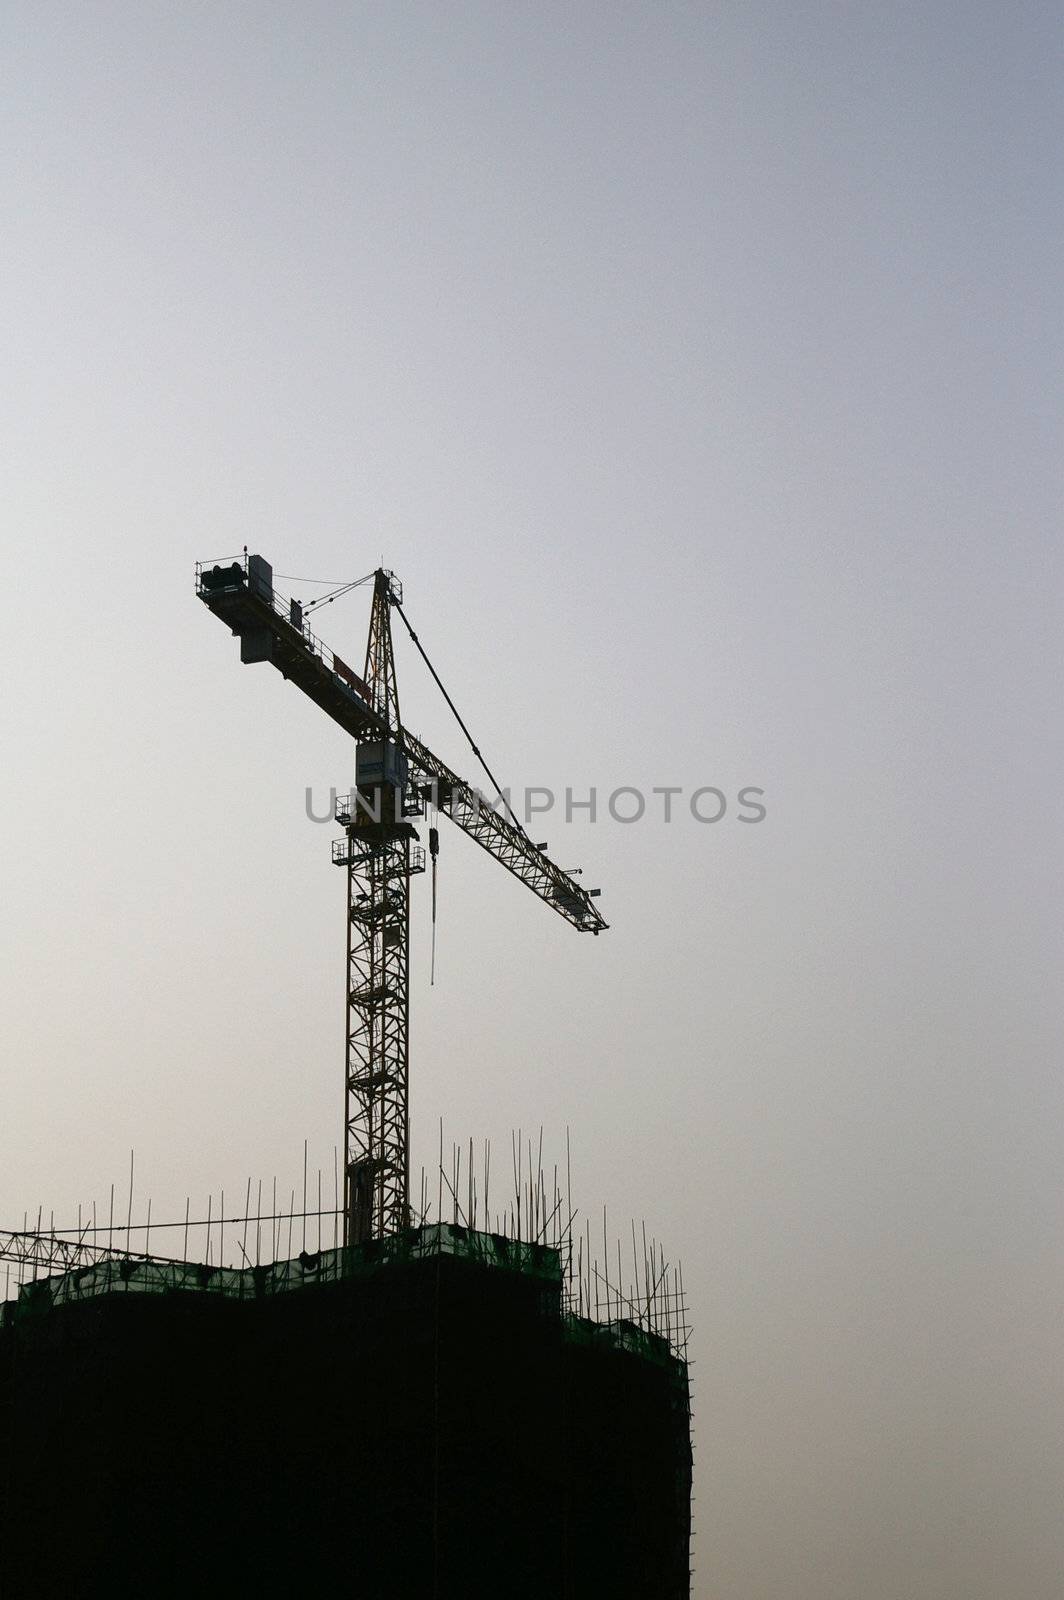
[352,739,417,830]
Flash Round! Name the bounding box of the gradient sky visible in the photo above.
[2,5,1062,1596]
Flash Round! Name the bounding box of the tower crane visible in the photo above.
[196,554,607,1246]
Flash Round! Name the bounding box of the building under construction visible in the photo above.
[0,556,692,1596]
[0,1222,690,1597]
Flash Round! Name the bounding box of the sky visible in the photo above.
[2,3,1062,1595]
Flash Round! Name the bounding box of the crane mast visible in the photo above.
[340,570,416,1242]
[196,552,607,1244]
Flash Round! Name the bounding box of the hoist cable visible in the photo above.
[429,821,439,986]
[391,599,526,836]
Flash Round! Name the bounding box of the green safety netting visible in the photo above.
[8,1222,562,1317]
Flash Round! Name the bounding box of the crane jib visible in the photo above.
[195,555,607,936]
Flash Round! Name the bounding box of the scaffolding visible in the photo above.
[2,1220,687,1373]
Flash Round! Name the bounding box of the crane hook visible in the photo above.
[429,825,439,985]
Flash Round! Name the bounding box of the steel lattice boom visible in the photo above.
[401,729,606,933]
